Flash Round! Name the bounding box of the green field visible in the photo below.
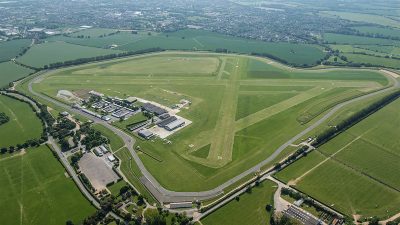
[47,31,151,49]
[276,99,400,218]
[324,33,400,46]
[0,145,95,225]
[17,41,122,68]
[344,53,400,69]
[321,11,400,28]
[29,52,387,192]
[70,28,118,38]
[92,124,125,151]
[0,62,34,87]
[0,39,32,62]
[201,180,276,225]
[47,29,326,66]
[0,95,43,148]
[354,26,400,39]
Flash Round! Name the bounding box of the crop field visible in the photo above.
[0,39,32,62]
[0,95,43,148]
[201,180,276,225]
[0,145,95,225]
[343,53,400,69]
[70,28,118,38]
[31,52,388,192]
[323,33,400,46]
[46,29,326,66]
[17,41,122,68]
[354,26,400,39]
[275,99,400,218]
[0,62,34,88]
[320,11,400,28]
[47,31,152,49]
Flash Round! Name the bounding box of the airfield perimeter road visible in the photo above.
[0,91,123,221]
[26,65,399,204]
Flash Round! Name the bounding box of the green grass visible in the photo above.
[17,41,123,68]
[343,53,400,69]
[321,11,400,29]
[117,29,326,66]
[114,147,157,204]
[107,180,128,196]
[70,28,118,38]
[190,144,211,159]
[296,160,400,218]
[0,62,34,88]
[324,33,400,46]
[201,180,276,225]
[277,99,400,218]
[45,29,325,66]
[354,26,400,39]
[113,113,148,131]
[236,92,298,120]
[92,124,124,151]
[27,52,388,192]
[0,145,95,225]
[0,39,32,62]
[275,151,326,183]
[0,95,43,148]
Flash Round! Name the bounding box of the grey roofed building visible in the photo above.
[142,103,167,116]
[138,129,154,140]
[165,119,185,131]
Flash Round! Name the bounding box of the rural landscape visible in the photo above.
[1,0,400,225]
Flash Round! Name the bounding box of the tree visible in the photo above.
[265,204,272,211]
[368,217,379,225]
[65,220,74,225]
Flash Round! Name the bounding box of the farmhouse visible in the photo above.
[142,103,167,116]
[165,119,185,131]
[138,129,154,140]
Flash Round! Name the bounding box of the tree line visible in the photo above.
[0,112,9,125]
[0,92,51,154]
[313,90,400,147]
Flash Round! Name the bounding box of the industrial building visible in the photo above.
[165,119,185,131]
[138,129,154,140]
[142,103,167,116]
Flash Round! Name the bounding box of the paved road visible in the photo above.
[3,91,123,220]
[26,65,399,204]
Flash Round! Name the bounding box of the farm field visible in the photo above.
[30,52,388,192]
[320,11,400,28]
[354,26,400,39]
[47,31,150,49]
[46,29,326,66]
[69,28,118,37]
[17,41,123,68]
[0,39,32,62]
[0,62,34,88]
[275,99,400,218]
[323,33,400,46]
[0,94,43,148]
[0,145,95,225]
[343,53,400,69]
[201,180,276,225]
